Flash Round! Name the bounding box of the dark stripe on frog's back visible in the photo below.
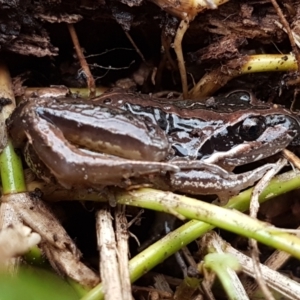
[93,90,279,122]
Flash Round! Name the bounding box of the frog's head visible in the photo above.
[201,109,300,167]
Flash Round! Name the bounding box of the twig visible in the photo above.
[282,148,300,169]
[115,206,132,300]
[124,31,146,63]
[155,31,178,88]
[90,60,135,70]
[244,226,300,297]
[227,242,300,299]
[248,239,275,300]
[190,54,297,98]
[248,158,287,300]
[250,159,287,218]
[96,208,123,300]
[161,31,177,71]
[270,0,300,71]
[85,47,134,59]
[174,18,189,99]
[67,24,96,97]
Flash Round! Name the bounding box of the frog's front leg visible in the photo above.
[169,162,279,203]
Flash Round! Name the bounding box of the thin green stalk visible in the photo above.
[0,140,26,194]
[204,253,241,300]
[117,190,300,258]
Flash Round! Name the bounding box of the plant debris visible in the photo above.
[2,0,300,299]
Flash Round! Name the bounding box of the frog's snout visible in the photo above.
[287,114,300,146]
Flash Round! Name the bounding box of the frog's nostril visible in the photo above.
[103,98,112,105]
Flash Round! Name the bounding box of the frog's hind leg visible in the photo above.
[25,117,179,189]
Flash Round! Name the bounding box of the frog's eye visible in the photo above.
[103,98,112,104]
[239,117,266,141]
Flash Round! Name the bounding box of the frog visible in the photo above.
[7,90,300,199]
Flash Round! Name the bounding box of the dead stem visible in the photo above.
[174,18,190,99]
[244,228,300,296]
[225,237,300,299]
[115,206,132,300]
[190,54,297,98]
[249,239,276,300]
[67,23,96,97]
[162,31,177,71]
[124,31,146,63]
[248,159,287,300]
[282,148,300,169]
[270,0,300,72]
[190,66,236,98]
[156,31,178,88]
[96,208,123,300]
